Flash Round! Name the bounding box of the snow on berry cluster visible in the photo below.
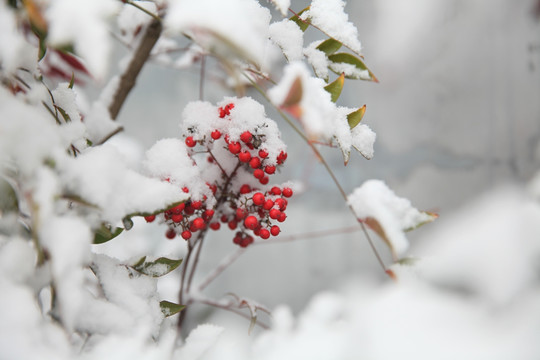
[143,97,293,247]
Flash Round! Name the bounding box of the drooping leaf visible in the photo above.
[316,38,342,56]
[0,177,18,214]
[289,6,310,32]
[160,300,185,317]
[347,105,366,129]
[131,256,183,277]
[328,53,379,82]
[93,224,123,244]
[324,73,345,102]
[362,217,398,260]
[404,211,438,231]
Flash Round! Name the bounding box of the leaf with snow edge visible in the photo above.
[324,73,345,102]
[328,53,378,82]
[316,38,342,56]
[93,224,123,244]
[351,124,376,160]
[347,105,366,129]
[269,19,304,62]
[348,180,433,260]
[160,301,185,317]
[0,177,18,214]
[289,6,310,32]
[131,256,183,277]
[404,211,438,232]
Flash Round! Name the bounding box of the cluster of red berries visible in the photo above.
[145,101,292,247]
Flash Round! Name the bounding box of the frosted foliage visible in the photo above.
[348,180,432,255]
[270,0,291,16]
[303,41,329,79]
[351,124,376,159]
[268,62,335,140]
[52,83,82,123]
[328,62,370,80]
[46,0,120,79]
[59,145,187,222]
[166,0,271,66]
[269,19,304,62]
[302,0,362,54]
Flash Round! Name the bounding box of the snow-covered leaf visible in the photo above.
[348,180,435,259]
[131,256,183,277]
[289,6,310,32]
[0,177,18,214]
[159,300,185,317]
[316,38,342,56]
[347,105,366,129]
[93,224,123,244]
[324,73,345,102]
[328,52,378,82]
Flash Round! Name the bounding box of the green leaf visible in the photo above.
[316,38,342,56]
[131,256,183,277]
[404,211,438,232]
[0,177,18,214]
[93,225,123,244]
[160,300,185,317]
[68,73,75,89]
[328,53,378,82]
[347,105,366,129]
[56,106,71,123]
[324,73,345,102]
[289,6,310,32]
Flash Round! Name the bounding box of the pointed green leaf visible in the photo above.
[316,38,342,56]
[404,211,438,232]
[56,106,71,123]
[0,177,18,214]
[160,301,185,317]
[324,73,345,102]
[328,53,378,82]
[68,73,75,89]
[289,6,310,32]
[93,225,123,244]
[347,105,366,129]
[131,257,183,277]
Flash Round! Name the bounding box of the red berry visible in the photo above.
[191,200,203,210]
[278,212,287,222]
[240,184,251,194]
[171,203,185,214]
[277,151,288,164]
[211,130,221,140]
[182,187,189,193]
[282,187,293,198]
[244,215,258,230]
[172,214,183,223]
[228,142,241,154]
[240,131,253,144]
[259,228,270,239]
[252,192,265,206]
[236,208,247,220]
[208,183,218,194]
[271,187,281,195]
[275,198,287,211]
[259,176,269,185]
[166,228,176,239]
[258,149,269,158]
[210,222,220,230]
[249,157,261,169]
[264,165,276,175]
[185,136,196,147]
[184,205,195,215]
[221,214,229,223]
[263,199,274,210]
[228,220,238,230]
[269,208,281,220]
[219,108,226,118]
[239,236,252,248]
[238,150,251,163]
[181,230,192,240]
[193,217,206,230]
[207,156,214,163]
[233,234,242,244]
[204,209,215,219]
[253,169,264,179]
[270,225,280,236]
[144,215,156,223]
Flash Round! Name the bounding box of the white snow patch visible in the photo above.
[269,19,304,62]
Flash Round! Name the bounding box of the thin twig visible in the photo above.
[199,55,206,100]
[108,18,163,120]
[196,297,270,330]
[95,126,125,146]
[254,226,361,245]
[198,248,246,291]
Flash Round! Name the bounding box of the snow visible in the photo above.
[301,0,362,54]
[0,3,37,73]
[117,1,158,44]
[59,144,188,223]
[45,0,120,80]
[269,0,290,16]
[166,0,272,67]
[303,41,330,80]
[328,61,371,80]
[351,123,376,159]
[347,180,433,256]
[175,324,224,359]
[269,19,304,62]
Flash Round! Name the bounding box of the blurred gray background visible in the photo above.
[102,0,540,327]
